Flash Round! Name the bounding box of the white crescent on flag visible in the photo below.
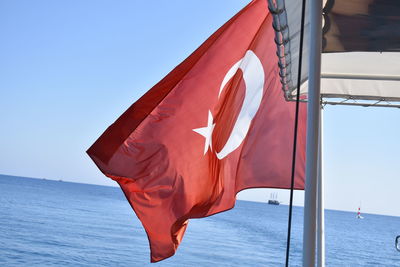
[193,50,265,159]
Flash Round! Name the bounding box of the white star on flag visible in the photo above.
[193,110,215,155]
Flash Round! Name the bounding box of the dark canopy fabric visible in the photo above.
[323,0,400,52]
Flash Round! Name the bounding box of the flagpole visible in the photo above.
[302,0,323,265]
[317,106,325,267]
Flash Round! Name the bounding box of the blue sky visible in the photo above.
[1,0,399,216]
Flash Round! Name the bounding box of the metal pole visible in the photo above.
[321,73,400,81]
[317,106,325,267]
[302,0,322,265]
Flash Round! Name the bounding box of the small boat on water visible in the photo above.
[356,207,364,219]
[268,193,280,205]
[396,236,400,252]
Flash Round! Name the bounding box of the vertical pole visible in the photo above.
[302,0,322,266]
[317,107,325,267]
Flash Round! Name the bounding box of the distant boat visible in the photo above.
[396,236,400,252]
[268,192,280,205]
[356,207,364,219]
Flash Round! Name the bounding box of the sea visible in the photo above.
[1,174,399,266]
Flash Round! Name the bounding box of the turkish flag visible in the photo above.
[87,0,306,262]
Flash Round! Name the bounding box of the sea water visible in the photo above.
[1,174,399,266]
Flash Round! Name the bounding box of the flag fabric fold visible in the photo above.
[87,0,306,262]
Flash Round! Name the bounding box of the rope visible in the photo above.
[285,0,307,266]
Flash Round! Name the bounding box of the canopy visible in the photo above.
[268,0,400,106]
[301,52,400,106]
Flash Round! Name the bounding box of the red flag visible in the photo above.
[87,0,306,262]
